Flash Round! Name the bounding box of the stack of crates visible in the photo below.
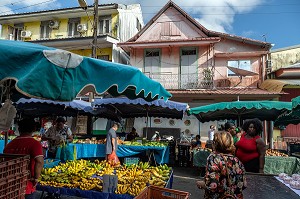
[168,140,176,165]
[177,144,191,167]
[0,154,30,199]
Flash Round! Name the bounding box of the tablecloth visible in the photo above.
[36,185,134,199]
[275,176,300,197]
[192,150,211,167]
[0,140,11,153]
[56,144,169,164]
[264,156,300,175]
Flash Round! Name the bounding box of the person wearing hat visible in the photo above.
[151,131,161,141]
[42,117,73,158]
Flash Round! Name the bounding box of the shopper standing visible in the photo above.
[235,118,266,173]
[4,118,44,199]
[196,132,246,199]
[106,122,120,160]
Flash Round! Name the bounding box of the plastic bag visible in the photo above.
[107,151,120,166]
[56,143,76,161]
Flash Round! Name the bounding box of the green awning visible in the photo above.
[188,101,292,123]
[0,40,171,102]
[275,96,300,126]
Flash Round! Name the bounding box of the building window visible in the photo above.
[97,55,110,61]
[40,21,51,39]
[99,16,111,35]
[136,18,142,31]
[161,21,181,36]
[227,60,251,76]
[11,24,24,41]
[144,49,161,81]
[68,18,80,37]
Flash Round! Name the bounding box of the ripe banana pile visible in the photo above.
[39,160,171,196]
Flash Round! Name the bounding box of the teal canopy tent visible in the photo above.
[14,98,120,121]
[188,101,292,125]
[0,40,171,102]
[275,96,300,126]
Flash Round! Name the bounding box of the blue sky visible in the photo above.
[0,0,299,50]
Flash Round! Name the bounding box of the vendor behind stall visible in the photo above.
[192,135,202,148]
[42,117,73,158]
[126,127,139,141]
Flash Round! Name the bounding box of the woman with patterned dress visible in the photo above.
[196,132,247,199]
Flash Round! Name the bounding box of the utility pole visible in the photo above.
[78,0,98,58]
[92,0,98,58]
[78,0,98,135]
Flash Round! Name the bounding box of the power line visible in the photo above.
[0,0,56,15]
[0,0,23,8]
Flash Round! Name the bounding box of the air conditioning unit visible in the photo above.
[49,20,59,29]
[77,24,87,32]
[20,31,32,38]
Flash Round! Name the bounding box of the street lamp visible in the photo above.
[78,0,98,58]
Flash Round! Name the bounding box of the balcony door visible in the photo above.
[180,47,198,88]
[144,49,161,82]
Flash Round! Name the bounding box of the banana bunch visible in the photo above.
[115,184,131,194]
[79,177,102,191]
[138,162,150,170]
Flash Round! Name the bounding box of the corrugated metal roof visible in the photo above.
[259,79,300,93]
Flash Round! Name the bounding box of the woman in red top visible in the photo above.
[235,118,266,173]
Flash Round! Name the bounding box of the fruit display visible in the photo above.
[266,149,288,157]
[194,147,212,153]
[73,138,125,145]
[123,141,168,147]
[39,159,172,196]
[278,173,300,190]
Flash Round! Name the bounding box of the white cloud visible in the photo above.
[0,0,264,34]
[241,30,256,38]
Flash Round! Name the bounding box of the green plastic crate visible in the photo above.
[124,157,139,165]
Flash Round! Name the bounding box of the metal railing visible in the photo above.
[144,72,214,89]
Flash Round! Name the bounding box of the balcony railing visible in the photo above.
[144,72,214,89]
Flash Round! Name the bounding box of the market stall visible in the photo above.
[36,185,134,199]
[192,148,300,175]
[264,156,300,175]
[56,143,169,164]
[37,159,174,198]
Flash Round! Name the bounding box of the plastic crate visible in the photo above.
[44,159,61,168]
[134,185,190,199]
[124,157,139,165]
[0,172,29,199]
[0,154,30,199]
[0,154,30,179]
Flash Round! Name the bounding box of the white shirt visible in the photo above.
[208,129,215,141]
[44,125,72,152]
